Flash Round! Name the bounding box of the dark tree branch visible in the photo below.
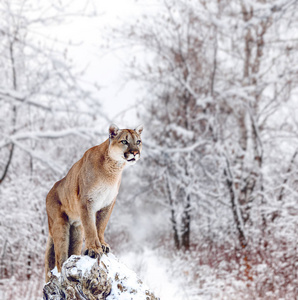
[0,144,15,184]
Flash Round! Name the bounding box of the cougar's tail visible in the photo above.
[45,235,55,282]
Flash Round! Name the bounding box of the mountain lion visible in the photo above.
[45,124,143,282]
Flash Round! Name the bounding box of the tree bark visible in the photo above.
[181,194,191,250]
[165,170,180,250]
[224,165,247,248]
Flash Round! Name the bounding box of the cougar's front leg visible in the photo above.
[96,200,116,254]
[68,223,83,257]
[80,201,103,258]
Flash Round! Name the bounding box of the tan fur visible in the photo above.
[45,124,143,282]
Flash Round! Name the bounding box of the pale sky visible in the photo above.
[41,0,159,128]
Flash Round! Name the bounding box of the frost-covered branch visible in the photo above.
[0,128,104,148]
[0,89,100,117]
[5,137,64,174]
[144,140,206,154]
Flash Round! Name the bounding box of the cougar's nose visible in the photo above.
[130,150,139,156]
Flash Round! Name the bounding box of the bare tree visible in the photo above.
[0,0,105,286]
[110,0,219,251]
[110,0,298,297]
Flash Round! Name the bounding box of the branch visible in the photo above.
[0,144,14,184]
[0,127,107,175]
[144,140,206,154]
[0,89,101,117]
[10,139,64,175]
[0,128,105,150]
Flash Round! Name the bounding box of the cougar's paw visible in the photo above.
[84,248,102,259]
[101,243,110,254]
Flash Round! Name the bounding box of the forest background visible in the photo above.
[0,0,297,299]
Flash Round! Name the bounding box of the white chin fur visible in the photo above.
[126,159,137,165]
[126,154,140,165]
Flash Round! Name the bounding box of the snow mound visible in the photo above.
[102,253,157,300]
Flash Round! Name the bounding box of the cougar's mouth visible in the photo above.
[127,158,136,162]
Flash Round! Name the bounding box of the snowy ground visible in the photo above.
[118,249,186,300]
[1,248,295,300]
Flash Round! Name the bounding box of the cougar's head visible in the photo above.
[108,124,143,165]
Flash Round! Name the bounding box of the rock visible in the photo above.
[43,255,111,300]
[43,253,159,300]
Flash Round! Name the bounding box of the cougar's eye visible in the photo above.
[136,140,141,145]
[121,140,128,145]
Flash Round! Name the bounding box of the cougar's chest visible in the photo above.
[89,183,118,212]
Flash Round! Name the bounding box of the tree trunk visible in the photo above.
[165,170,180,250]
[224,167,247,248]
[181,194,191,250]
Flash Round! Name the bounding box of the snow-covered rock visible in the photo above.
[43,253,159,300]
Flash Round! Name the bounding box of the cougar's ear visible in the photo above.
[134,124,144,135]
[109,124,120,139]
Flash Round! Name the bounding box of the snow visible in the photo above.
[103,253,155,300]
[167,124,194,140]
[120,249,186,300]
[51,266,60,278]
[76,255,97,273]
